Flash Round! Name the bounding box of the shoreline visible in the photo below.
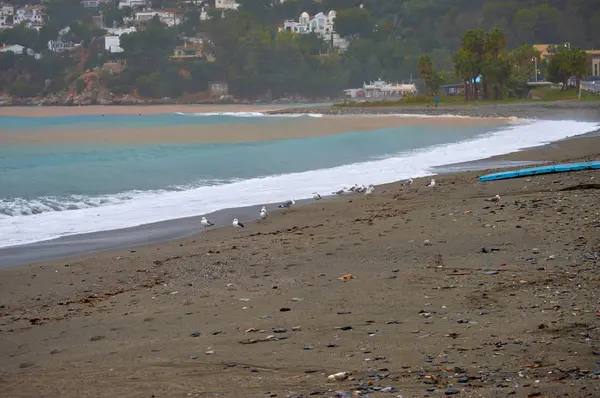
[2,130,599,269]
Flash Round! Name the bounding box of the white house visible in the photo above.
[14,5,45,27]
[103,27,136,53]
[81,0,112,8]
[0,4,14,29]
[214,0,239,10]
[106,26,136,36]
[281,10,349,50]
[118,0,148,9]
[0,44,41,59]
[48,26,79,53]
[135,10,181,26]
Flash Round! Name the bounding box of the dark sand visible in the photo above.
[1,126,599,397]
[270,101,600,121]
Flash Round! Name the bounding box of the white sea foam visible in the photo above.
[0,119,597,248]
[175,111,324,118]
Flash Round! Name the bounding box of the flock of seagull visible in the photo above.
[199,177,437,231]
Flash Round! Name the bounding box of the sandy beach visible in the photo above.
[1,110,599,397]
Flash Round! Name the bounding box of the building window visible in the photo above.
[178,50,182,56]
[595,63,598,76]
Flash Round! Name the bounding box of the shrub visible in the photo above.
[8,78,43,98]
[75,78,86,93]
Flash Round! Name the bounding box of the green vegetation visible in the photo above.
[0,0,599,100]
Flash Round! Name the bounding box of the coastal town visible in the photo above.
[0,0,598,105]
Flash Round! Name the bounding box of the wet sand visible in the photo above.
[0,115,506,144]
[1,133,599,397]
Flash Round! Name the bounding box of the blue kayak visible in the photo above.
[479,161,600,182]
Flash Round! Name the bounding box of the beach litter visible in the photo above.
[339,273,353,281]
[327,371,351,381]
[239,335,288,344]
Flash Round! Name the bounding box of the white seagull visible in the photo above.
[405,178,414,186]
[313,192,322,200]
[426,179,436,188]
[260,206,268,219]
[233,218,245,228]
[486,194,501,203]
[365,184,375,196]
[201,216,215,229]
[278,199,296,209]
[333,189,344,196]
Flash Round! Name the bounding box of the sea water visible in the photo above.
[0,113,598,248]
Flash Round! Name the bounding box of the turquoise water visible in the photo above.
[1,122,496,200]
[1,113,597,248]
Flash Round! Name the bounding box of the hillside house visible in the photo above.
[172,43,206,59]
[0,43,41,59]
[118,0,148,9]
[214,0,239,10]
[81,0,111,8]
[135,10,181,27]
[281,10,349,50]
[48,26,79,53]
[14,5,44,27]
[0,4,13,29]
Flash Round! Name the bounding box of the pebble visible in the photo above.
[445,389,461,395]
[483,270,499,275]
[273,328,287,333]
[190,332,201,337]
[303,345,314,350]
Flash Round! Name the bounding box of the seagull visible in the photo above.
[313,192,322,200]
[485,194,501,203]
[426,179,436,188]
[278,199,295,209]
[260,206,268,219]
[365,184,375,196]
[233,218,245,228]
[333,189,344,196]
[356,185,367,194]
[348,184,359,192]
[201,216,215,229]
[405,178,414,186]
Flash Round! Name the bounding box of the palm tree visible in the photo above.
[418,54,433,95]
[453,48,472,100]
[460,29,484,100]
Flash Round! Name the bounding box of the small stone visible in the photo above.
[483,270,499,275]
[424,240,432,246]
[532,248,540,254]
[190,332,201,337]
[90,335,105,342]
[189,355,199,359]
[303,345,314,350]
[292,326,302,331]
[457,376,469,383]
[273,327,287,333]
[445,389,460,395]
[280,307,291,312]
[260,315,272,319]
[340,326,353,331]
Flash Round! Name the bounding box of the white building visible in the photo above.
[81,0,112,8]
[0,44,41,59]
[48,26,79,53]
[135,10,181,26]
[118,0,148,9]
[0,4,14,29]
[214,0,239,10]
[103,27,136,53]
[344,80,417,98]
[14,5,44,27]
[281,10,349,51]
[106,26,136,36]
